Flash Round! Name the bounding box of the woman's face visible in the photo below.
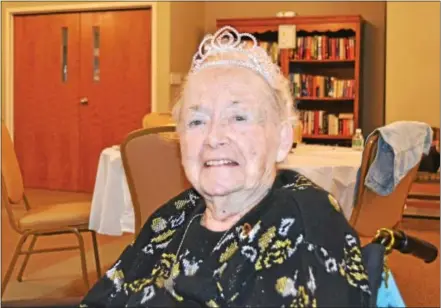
[178,66,292,200]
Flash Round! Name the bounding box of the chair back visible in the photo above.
[121,126,191,237]
[349,131,421,237]
[2,123,25,204]
[1,123,26,232]
[142,112,175,129]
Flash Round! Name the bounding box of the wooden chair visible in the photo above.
[405,127,440,218]
[2,125,188,306]
[142,112,175,129]
[121,126,191,237]
[349,131,422,237]
[1,123,102,296]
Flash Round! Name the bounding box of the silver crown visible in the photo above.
[190,26,280,85]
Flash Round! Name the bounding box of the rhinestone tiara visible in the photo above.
[190,26,281,86]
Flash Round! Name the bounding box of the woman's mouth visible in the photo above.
[204,159,239,167]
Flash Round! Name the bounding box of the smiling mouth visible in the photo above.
[204,159,239,167]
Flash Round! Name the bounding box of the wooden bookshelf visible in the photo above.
[296,97,354,101]
[217,15,363,145]
[291,59,355,63]
[302,134,352,140]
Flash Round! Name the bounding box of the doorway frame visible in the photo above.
[4,1,160,136]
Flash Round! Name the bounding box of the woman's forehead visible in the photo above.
[184,66,271,101]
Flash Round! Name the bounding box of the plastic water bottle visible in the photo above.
[352,128,364,151]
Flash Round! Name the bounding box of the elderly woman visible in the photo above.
[81,26,370,307]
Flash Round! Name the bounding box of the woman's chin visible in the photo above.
[200,182,241,197]
[199,169,244,196]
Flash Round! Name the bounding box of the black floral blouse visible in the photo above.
[80,170,371,307]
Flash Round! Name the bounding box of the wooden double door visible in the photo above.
[14,9,151,192]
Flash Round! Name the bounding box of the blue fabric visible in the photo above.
[365,121,433,196]
[376,272,406,307]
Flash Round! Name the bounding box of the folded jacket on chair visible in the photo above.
[365,121,433,196]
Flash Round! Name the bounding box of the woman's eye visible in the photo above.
[188,119,204,127]
[234,115,247,122]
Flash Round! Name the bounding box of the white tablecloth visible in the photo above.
[88,147,134,236]
[89,144,362,235]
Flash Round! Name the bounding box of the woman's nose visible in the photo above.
[205,122,228,148]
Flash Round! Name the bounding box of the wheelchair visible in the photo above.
[2,228,438,308]
[363,228,438,307]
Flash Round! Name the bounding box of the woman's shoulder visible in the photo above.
[275,169,345,214]
[274,169,358,248]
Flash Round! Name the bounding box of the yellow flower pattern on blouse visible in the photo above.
[328,193,342,212]
[80,171,371,307]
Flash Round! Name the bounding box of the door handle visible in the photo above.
[80,97,89,105]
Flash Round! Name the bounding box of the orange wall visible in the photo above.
[170,2,205,109]
[385,2,440,127]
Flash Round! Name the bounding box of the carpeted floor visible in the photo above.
[384,219,440,307]
[1,189,439,307]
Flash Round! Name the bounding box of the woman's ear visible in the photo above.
[276,120,293,163]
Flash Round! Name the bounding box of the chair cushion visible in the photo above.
[18,202,91,230]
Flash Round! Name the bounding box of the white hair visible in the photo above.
[172,45,297,126]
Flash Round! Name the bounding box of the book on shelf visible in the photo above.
[216,15,362,145]
[245,34,355,63]
[299,110,354,136]
[289,73,355,99]
[290,35,356,61]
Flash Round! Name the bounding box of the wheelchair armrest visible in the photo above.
[373,228,438,263]
[1,296,82,308]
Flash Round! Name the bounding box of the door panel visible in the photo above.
[13,9,151,193]
[78,9,152,192]
[14,13,81,191]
